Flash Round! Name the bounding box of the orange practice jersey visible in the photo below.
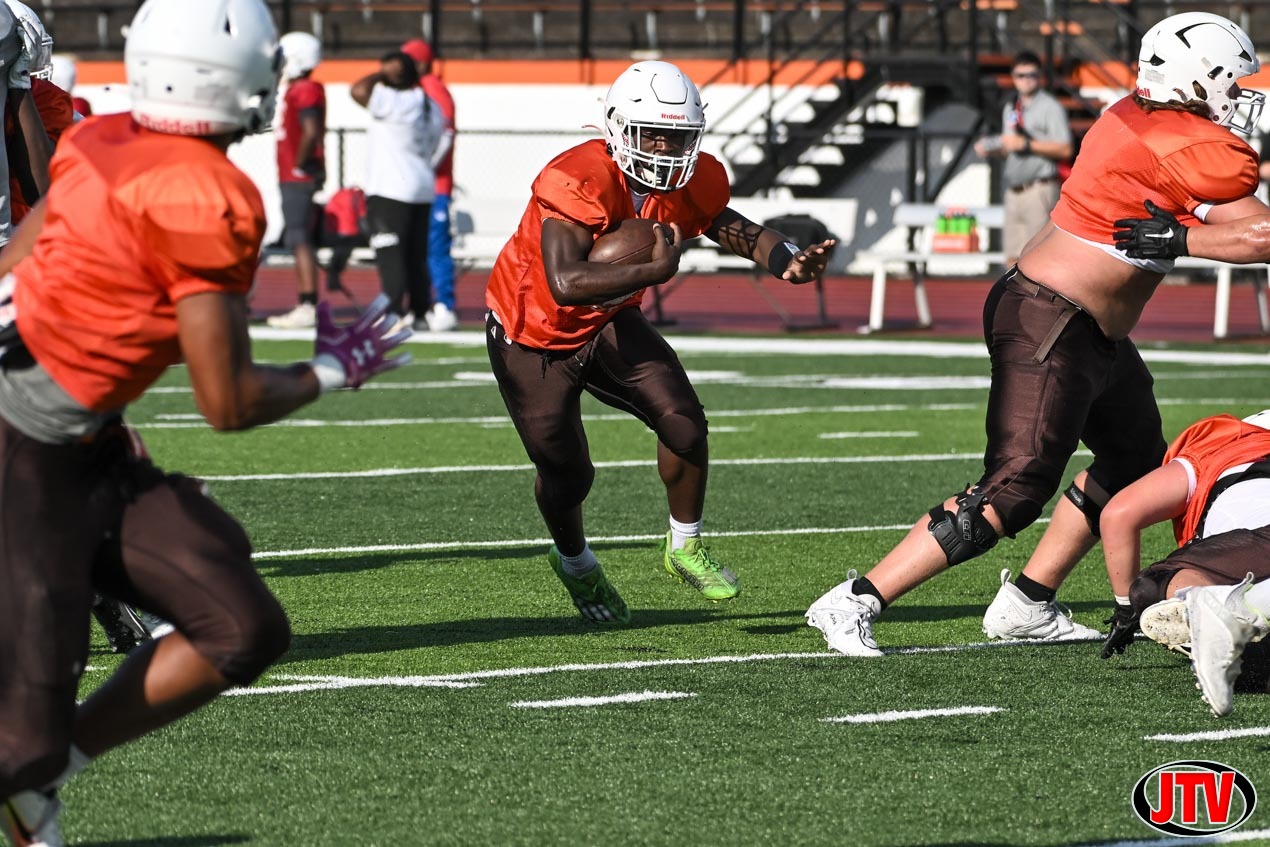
[7,80,76,224]
[1051,97,1258,243]
[1163,414,1270,545]
[14,113,265,413]
[486,139,729,349]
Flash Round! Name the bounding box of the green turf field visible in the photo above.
[69,332,1270,846]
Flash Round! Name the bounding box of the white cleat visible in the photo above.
[265,302,317,329]
[2,790,63,847]
[806,572,884,657]
[982,569,1101,641]
[1140,595,1193,656]
[424,302,458,332]
[1188,575,1270,718]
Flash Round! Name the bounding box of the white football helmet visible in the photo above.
[50,53,76,91]
[4,0,51,80]
[1242,409,1270,430]
[1135,12,1264,135]
[603,60,706,191]
[125,0,282,136]
[279,31,321,81]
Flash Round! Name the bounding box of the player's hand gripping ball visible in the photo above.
[587,218,674,265]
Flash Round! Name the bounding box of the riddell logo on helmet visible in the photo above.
[136,115,216,135]
[661,113,686,120]
[1131,761,1256,836]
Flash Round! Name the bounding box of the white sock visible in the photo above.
[670,517,701,551]
[45,744,91,791]
[558,544,598,577]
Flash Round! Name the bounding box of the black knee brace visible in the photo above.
[1063,473,1111,537]
[928,487,1000,567]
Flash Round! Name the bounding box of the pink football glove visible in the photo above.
[313,294,412,389]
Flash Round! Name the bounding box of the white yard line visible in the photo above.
[1067,828,1270,847]
[510,691,696,709]
[204,452,999,482]
[821,706,1003,724]
[251,518,1052,560]
[248,327,1270,365]
[133,402,978,428]
[819,431,918,439]
[1144,726,1270,743]
[228,641,1056,697]
[222,675,481,696]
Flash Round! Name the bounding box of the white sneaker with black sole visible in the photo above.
[806,571,884,657]
[1188,575,1270,718]
[982,569,1101,641]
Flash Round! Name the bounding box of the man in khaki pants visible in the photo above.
[975,51,1073,267]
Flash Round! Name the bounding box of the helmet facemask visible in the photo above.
[607,111,704,191]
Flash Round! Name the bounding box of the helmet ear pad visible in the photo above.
[602,60,707,192]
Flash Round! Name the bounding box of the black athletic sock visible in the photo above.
[851,576,888,610]
[299,292,318,306]
[1015,573,1057,604]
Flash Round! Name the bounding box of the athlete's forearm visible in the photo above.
[1185,213,1270,263]
[199,363,321,431]
[546,259,673,306]
[0,196,45,276]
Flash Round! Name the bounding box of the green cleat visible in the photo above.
[660,532,740,602]
[548,546,631,624]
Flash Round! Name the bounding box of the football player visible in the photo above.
[486,60,834,623]
[0,1,409,845]
[1097,411,1270,713]
[808,12,1264,656]
[266,31,327,329]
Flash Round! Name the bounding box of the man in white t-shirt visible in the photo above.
[351,50,453,326]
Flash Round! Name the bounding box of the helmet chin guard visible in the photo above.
[1136,11,1264,135]
[603,61,706,191]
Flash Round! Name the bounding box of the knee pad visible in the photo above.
[217,594,292,686]
[927,487,1000,567]
[536,461,595,513]
[1063,472,1111,537]
[656,411,708,456]
[1129,568,1174,615]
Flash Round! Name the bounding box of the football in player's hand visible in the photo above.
[587,219,672,265]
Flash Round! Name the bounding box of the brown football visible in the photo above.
[587,218,671,265]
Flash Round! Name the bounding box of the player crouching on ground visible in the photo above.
[0,2,409,845]
[1098,411,1270,717]
[485,60,834,623]
[807,12,1265,656]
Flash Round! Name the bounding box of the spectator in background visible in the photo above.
[50,53,90,117]
[401,39,458,332]
[974,51,1073,268]
[350,50,451,325]
[267,32,326,329]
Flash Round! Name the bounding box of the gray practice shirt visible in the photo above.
[0,349,121,444]
[1001,89,1072,189]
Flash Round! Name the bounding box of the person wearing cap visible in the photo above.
[1099,410,1270,659]
[401,38,457,331]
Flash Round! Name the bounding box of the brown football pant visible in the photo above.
[977,270,1167,536]
[0,417,290,795]
[486,307,708,512]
